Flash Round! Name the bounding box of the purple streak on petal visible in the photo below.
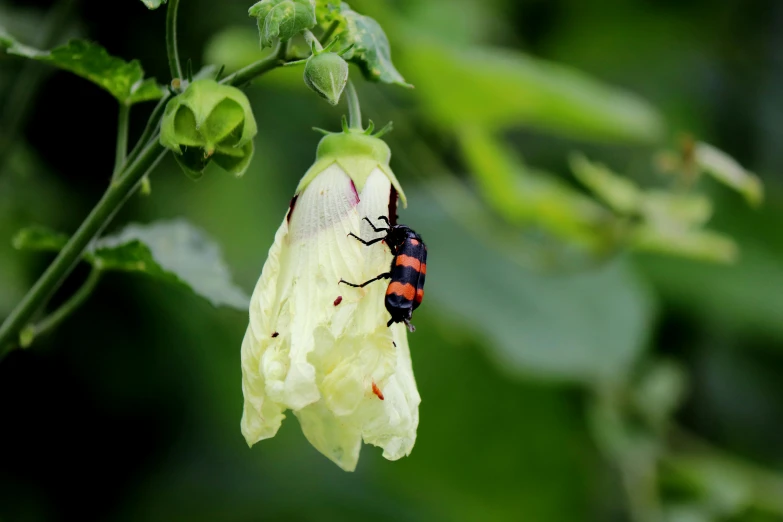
[349,179,360,205]
[287,195,299,223]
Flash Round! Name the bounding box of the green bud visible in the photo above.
[303,52,349,106]
[160,79,257,178]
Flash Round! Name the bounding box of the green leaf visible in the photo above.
[92,220,249,309]
[694,141,763,207]
[457,128,610,250]
[570,153,643,214]
[631,225,738,264]
[12,225,68,252]
[571,155,735,263]
[0,37,164,105]
[406,186,655,384]
[248,0,316,49]
[140,0,167,8]
[401,39,664,142]
[324,2,410,87]
[11,221,249,308]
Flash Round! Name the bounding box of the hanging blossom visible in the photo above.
[240,124,421,471]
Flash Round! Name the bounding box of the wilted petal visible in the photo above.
[295,400,363,472]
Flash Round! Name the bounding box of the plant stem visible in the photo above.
[166,0,183,82]
[126,93,171,168]
[0,50,290,359]
[345,80,362,130]
[112,104,130,180]
[220,41,286,87]
[0,141,166,357]
[21,269,102,347]
[320,20,340,46]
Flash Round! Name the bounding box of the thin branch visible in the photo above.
[166,0,183,81]
[320,20,340,46]
[125,93,171,168]
[219,41,287,87]
[21,269,102,347]
[112,104,130,180]
[345,80,362,130]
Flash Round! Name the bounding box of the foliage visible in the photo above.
[0,36,164,105]
[13,221,249,309]
[249,0,316,48]
[1,0,782,521]
[318,2,411,87]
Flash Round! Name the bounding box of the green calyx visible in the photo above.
[296,123,406,206]
[160,79,257,178]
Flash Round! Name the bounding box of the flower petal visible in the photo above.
[241,216,292,445]
[359,324,421,461]
[295,400,362,472]
[240,327,286,445]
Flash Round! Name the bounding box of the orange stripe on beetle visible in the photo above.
[386,281,416,300]
[395,254,421,271]
[415,288,424,303]
[420,263,426,275]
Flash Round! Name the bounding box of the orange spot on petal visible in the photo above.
[372,382,385,400]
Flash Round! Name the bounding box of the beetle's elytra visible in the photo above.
[339,216,427,332]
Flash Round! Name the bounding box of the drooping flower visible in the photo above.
[240,125,420,471]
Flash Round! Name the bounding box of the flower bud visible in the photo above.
[160,79,257,178]
[303,52,349,106]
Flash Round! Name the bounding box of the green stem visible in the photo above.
[345,80,362,130]
[166,0,183,81]
[320,20,340,46]
[666,425,783,515]
[112,104,130,180]
[21,269,102,347]
[0,50,290,359]
[126,93,171,168]
[0,141,166,357]
[220,41,287,87]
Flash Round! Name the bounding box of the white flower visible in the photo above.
[240,130,421,471]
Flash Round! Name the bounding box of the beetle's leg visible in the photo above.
[403,318,416,332]
[339,272,391,288]
[347,233,386,246]
[376,215,391,226]
[363,217,389,233]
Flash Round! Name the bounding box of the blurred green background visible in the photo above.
[2,0,783,521]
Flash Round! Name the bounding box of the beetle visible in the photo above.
[339,216,427,332]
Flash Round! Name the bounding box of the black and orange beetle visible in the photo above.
[339,216,427,332]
